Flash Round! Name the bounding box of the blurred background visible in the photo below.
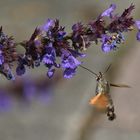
[0,0,140,140]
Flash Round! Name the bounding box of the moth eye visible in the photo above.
[96,77,100,81]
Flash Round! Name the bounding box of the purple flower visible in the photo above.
[135,20,140,41]
[72,23,91,50]
[118,32,125,42]
[102,44,112,52]
[101,34,116,53]
[61,49,81,78]
[0,91,12,112]
[0,27,16,80]
[72,22,84,40]
[57,30,66,40]
[16,56,27,76]
[72,22,84,32]
[42,43,58,78]
[101,33,125,53]
[101,4,116,18]
[6,69,15,81]
[47,68,55,78]
[40,19,55,32]
[63,68,76,79]
[0,64,15,80]
[34,59,40,67]
[61,55,81,69]
[0,44,3,49]
[20,28,42,68]
[34,39,41,47]
[135,20,140,29]
[0,50,4,65]
[42,43,56,65]
[136,31,140,41]
[16,65,25,76]
[108,4,135,32]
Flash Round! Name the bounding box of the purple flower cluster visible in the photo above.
[0,91,12,112]
[61,49,81,78]
[0,74,62,111]
[101,32,125,52]
[18,19,83,79]
[0,4,139,80]
[99,4,135,52]
[0,27,16,80]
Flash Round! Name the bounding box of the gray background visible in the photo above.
[0,0,140,140]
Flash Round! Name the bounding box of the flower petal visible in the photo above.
[47,68,55,78]
[42,43,56,65]
[136,31,140,41]
[0,91,12,112]
[101,44,112,53]
[61,55,81,69]
[6,70,15,81]
[135,20,140,30]
[63,68,76,79]
[101,4,116,18]
[0,51,4,65]
[16,65,26,76]
[40,19,55,32]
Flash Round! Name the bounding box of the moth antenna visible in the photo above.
[79,65,97,77]
[104,64,112,74]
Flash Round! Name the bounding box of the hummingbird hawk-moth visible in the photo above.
[80,65,130,121]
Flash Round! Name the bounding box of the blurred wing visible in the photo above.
[89,93,109,109]
[110,83,131,88]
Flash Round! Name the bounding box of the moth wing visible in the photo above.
[89,93,109,109]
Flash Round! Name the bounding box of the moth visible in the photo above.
[80,65,130,121]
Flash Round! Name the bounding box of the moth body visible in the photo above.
[90,72,116,120]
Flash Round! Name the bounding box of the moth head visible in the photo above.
[96,72,103,81]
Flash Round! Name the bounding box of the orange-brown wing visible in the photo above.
[89,93,109,109]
